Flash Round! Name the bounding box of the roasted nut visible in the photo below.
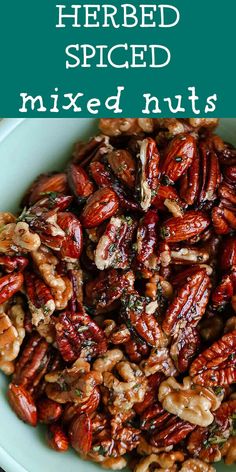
[25,271,55,336]
[25,172,68,205]
[47,424,69,452]
[180,459,215,472]
[121,292,166,348]
[56,212,83,260]
[81,188,119,228]
[107,149,136,189]
[0,255,28,273]
[161,133,196,183]
[221,436,236,465]
[0,220,39,256]
[0,272,24,305]
[55,310,107,362]
[8,383,37,426]
[134,451,185,472]
[187,400,236,463]
[93,349,124,373]
[95,216,136,270]
[99,118,155,136]
[103,360,147,415]
[136,210,158,264]
[160,211,210,242]
[31,245,72,310]
[13,333,51,393]
[140,348,177,377]
[158,377,221,426]
[190,330,236,386]
[37,397,62,424]
[68,162,94,200]
[85,269,134,313]
[0,297,25,374]
[219,236,236,271]
[124,337,149,363]
[45,362,102,404]
[137,138,160,211]
[69,413,92,455]
[163,268,210,336]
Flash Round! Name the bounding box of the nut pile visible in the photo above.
[0,117,236,472]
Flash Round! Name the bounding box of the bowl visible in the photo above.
[0,118,235,472]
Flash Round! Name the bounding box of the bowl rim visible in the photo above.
[0,119,25,144]
[0,444,28,472]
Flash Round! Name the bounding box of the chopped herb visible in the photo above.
[40,191,58,199]
[77,325,89,333]
[161,175,172,186]
[42,304,51,315]
[75,389,83,398]
[160,226,170,239]
[213,386,224,396]
[208,436,227,446]
[92,445,107,456]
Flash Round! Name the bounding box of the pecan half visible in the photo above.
[121,292,166,347]
[190,330,236,386]
[85,269,134,313]
[136,210,158,264]
[160,211,210,242]
[137,138,160,211]
[140,402,195,448]
[161,133,196,184]
[55,311,107,362]
[13,333,51,393]
[95,216,136,270]
[0,272,24,305]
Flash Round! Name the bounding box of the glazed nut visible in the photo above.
[190,330,236,386]
[81,188,119,228]
[0,212,16,225]
[37,398,62,424]
[158,377,221,427]
[93,349,124,373]
[134,451,185,472]
[180,459,216,472]
[47,424,69,452]
[12,222,41,252]
[0,298,25,374]
[160,211,211,242]
[8,383,37,426]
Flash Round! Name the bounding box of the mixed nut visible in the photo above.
[0,117,236,471]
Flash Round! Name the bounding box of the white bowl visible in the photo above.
[0,118,235,472]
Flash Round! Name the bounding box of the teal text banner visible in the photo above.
[0,0,235,117]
